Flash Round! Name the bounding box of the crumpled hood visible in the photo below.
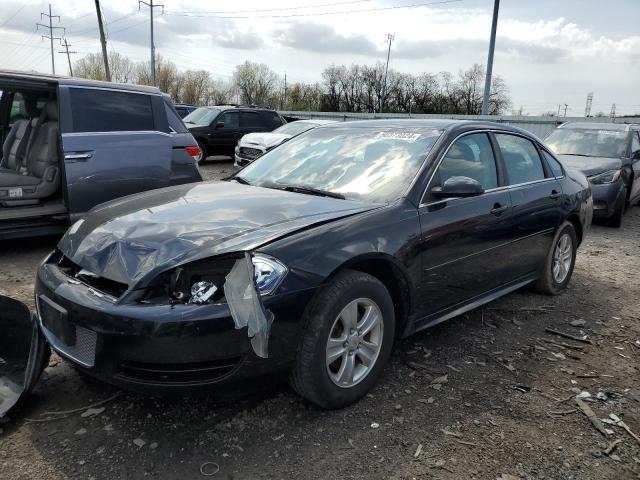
[557,154,622,177]
[58,181,377,287]
[239,132,291,150]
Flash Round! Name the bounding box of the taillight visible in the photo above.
[185,145,200,161]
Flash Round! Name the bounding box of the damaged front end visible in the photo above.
[0,295,50,418]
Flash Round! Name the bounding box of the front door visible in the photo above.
[59,86,171,221]
[415,132,514,325]
[209,110,239,154]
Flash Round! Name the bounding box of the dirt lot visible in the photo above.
[1,159,639,480]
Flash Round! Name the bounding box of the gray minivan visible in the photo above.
[0,71,202,239]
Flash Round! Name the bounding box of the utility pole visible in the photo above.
[58,38,77,76]
[139,0,164,86]
[381,33,394,113]
[563,103,569,117]
[610,103,616,119]
[37,4,64,74]
[481,0,500,115]
[584,92,593,117]
[557,104,562,117]
[94,0,111,81]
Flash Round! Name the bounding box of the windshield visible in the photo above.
[239,126,442,203]
[546,128,627,158]
[183,107,221,126]
[273,121,319,137]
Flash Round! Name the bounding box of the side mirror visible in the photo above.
[632,150,640,160]
[432,176,485,198]
[0,295,50,418]
[215,122,225,129]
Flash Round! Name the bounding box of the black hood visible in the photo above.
[557,154,622,177]
[58,181,378,287]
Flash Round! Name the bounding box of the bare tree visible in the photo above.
[74,52,132,82]
[233,61,279,106]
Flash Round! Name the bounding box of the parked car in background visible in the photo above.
[174,104,197,118]
[183,105,285,162]
[0,71,202,240]
[234,119,336,167]
[546,122,640,227]
[34,120,591,408]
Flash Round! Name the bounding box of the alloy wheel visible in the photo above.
[552,233,573,284]
[325,298,383,388]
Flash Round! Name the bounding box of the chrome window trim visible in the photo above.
[65,84,161,96]
[419,129,559,208]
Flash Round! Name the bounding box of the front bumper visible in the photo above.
[35,260,316,394]
[589,179,625,218]
[234,154,253,168]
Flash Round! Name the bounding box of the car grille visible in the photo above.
[115,358,242,385]
[238,146,264,160]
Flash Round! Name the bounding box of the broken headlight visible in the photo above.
[156,254,287,305]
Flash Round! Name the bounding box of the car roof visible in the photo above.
[313,118,539,139]
[0,69,161,94]
[559,122,634,131]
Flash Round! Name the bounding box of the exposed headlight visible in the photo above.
[589,169,621,185]
[252,254,287,295]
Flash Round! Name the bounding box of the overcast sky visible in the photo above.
[1,0,639,115]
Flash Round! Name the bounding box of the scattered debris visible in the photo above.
[133,438,147,448]
[545,328,592,345]
[74,428,87,435]
[200,462,220,476]
[441,428,462,438]
[150,442,158,450]
[569,319,586,327]
[370,422,380,429]
[603,439,622,456]
[41,392,122,417]
[414,443,423,458]
[430,374,448,385]
[456,439,477,447]
[549,409,577,416]
[543,339,584,351]
[272,434,284,441]
[609,414,640,445]
[575,397,609,437]
[80,407,106,418]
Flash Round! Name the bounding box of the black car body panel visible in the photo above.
[35,120,593,392]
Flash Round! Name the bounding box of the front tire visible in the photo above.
[290,270,395,409]
[535,221,577,295]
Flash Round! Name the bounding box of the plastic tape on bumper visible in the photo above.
[37,295,98,368]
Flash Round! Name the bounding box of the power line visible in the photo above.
[1,0,33,27]
[166,0,372,15]
[163,0,463,19]
[37,3,65,74]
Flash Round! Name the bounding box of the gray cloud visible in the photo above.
[212,29,263,50]
[394,37,570,63]
[274,22,380,56]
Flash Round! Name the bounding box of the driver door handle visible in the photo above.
[490,203,508,216]
[549,189,561,200]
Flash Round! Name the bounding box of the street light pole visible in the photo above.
[481,0,500,115]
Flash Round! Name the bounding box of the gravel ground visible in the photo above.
[1,159,639,479]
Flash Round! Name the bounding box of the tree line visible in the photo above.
[73,52,511,115]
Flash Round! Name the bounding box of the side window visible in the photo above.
[495,134,546,185]
[219,111,239,128]
[69,88,154,133]
[541,149,564,178]
[433,133,498,190]
[241,111,263,128]
[632,132,640,157]
[163,101,188,133]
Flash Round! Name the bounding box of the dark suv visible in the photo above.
[183,105,285,162]
[0,71,202,239]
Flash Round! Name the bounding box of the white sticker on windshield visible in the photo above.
[597,130,621,136]
[375,131,422,142]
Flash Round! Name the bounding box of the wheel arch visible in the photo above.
[566,213,583,245]
[323,253,413,340]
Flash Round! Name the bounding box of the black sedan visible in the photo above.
[546,122,640,227]
[34,120,592,409]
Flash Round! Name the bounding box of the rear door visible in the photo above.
[59,86,172,221]
[240,111,268,137]
[415,132,513,323]
[493,132,564,278]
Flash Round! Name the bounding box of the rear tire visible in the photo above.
[535,221,577,295]
[290,270,395,409]
[196,140,207,164]
[606,187,626,228]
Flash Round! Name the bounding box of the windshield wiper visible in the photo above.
[282,185,345,199]
[227,175,251,185]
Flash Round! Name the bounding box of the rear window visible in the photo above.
[495,133,546,185]
[69,88,155,133]
[164,101,189,133]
